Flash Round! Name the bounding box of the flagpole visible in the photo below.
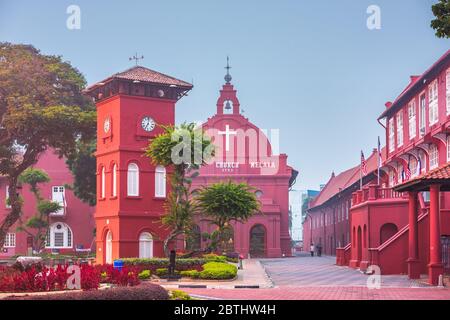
[377,136,380,186]
[360,151,362,190]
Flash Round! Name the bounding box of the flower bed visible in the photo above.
[95,264,140,286]
[0,264,100,293]
[4,282,169,300]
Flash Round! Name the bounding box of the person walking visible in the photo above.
[310,243,315,257]
[317,243,322,257]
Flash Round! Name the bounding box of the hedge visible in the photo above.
[121,258,205,273]
[199,262,237,280]
[180,262,237,280]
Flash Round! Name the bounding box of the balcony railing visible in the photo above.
[352,185,408,207]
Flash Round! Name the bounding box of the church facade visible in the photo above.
[190,68,297,258]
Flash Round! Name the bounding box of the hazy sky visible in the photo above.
[0,0,448,191]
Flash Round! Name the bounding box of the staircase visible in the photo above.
[367,194,429,275]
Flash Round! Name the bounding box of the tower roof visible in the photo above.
[85,65,193,93]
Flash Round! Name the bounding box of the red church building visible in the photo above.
[190,65,297,258]
[0,150,95,258]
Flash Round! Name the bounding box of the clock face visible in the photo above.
[141,116,156,132]
[103,118,111,133]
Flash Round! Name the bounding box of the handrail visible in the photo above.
[351,186,408,207]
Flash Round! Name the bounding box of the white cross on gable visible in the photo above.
[218,124,237,152]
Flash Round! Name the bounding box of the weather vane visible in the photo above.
[224,56,232,83]
[129,52,144,66]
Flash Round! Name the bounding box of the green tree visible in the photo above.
[144,122,214,256]
[0,43,96,248]
[16,168,61,253]
[196,181,260,253]
[431,0,450,38]
[65,139,97,206]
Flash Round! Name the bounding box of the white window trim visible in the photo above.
[447,136,450,163]
[429,144,439,170]
[139,232,154,258]
[155,166,166,198]
[408,100,416,140]
[388,118,395,153]
[45,223,73,249]
[396,111,403,147]
[419,93,426,136]
[3,233,16,248]
[101,167,106,199]
[429,80,439,126]
[112,164,117,197]
[127,163,139,196]
[51,186,66,216]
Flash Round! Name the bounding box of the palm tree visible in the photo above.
[195,181,260,253]
[144,122,214,256]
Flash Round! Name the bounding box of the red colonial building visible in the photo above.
[335,50,450,285]
[0,150,95,258]
[84,66,193,264]
[303,149,387,256]
[190,67,297,258]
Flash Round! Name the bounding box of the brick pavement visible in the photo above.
[183,286,450,300]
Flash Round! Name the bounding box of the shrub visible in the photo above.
[5,283,170,300]
[170,290,192,300]
[155,268,168,277]
[94,265,140,286]
[138,270,151,280]
[198,262,237,280]
[203,254,227,263]
[180,270,200,279]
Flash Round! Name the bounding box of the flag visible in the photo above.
[405,163,411,181]
[361,151,367,176]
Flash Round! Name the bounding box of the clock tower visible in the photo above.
[85,65,192,264]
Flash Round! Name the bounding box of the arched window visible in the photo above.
[46,223,73,248]
[419,150,427,173]
[101,166,106,199]
[223,100,233,114]
[139,232,153,258]
[112,163,117,197]
[380,223,398,245]
[447,136,450,162]
[410,157,418,178]
[105,231,112,264]
[429,144,439,170]
[155,166,166,198]
[389,169,395,187]
[255,190,263,198]
[127,163,139,196]
[249,224,266,258]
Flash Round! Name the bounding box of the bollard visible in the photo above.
[238,254,244,270]
[438,274,444,287]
